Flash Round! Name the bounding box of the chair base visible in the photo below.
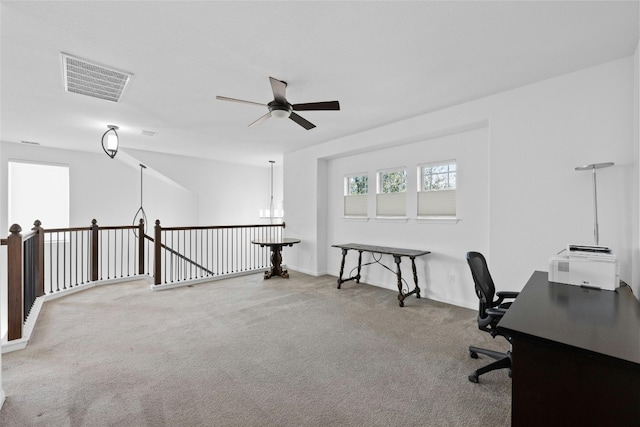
[468,346,511,383]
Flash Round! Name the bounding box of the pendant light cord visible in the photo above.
[269,160,275,225]
[133,164,148,235]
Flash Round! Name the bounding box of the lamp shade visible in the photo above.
[101,125,119,158]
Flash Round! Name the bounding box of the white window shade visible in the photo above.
[344,195,368,216]
[418,189,456,216]
[377,193,406,217]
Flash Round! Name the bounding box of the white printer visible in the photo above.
[549,244,619,291]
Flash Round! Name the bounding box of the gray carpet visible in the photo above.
[0,272,511,426]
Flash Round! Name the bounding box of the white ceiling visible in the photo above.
[1,1,638,166]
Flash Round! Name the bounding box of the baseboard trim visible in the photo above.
[287,266,324,276]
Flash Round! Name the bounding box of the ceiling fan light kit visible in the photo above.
[269,102,292,119]
[217,76,340,130]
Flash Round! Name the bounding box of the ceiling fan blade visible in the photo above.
[216,96,266,107]
[292,101,340,111]
[249,112,271,127]
[289,112,316,130]
[269,77,287,104]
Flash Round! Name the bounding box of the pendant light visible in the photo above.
[101,125,119,159]
[259,160,283,222]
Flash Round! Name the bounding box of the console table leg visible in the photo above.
[356,250,363,283]
[337,248,348,289]
[411,256,420,299]
[394,255,404,307]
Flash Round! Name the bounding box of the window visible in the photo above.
[377,168,406,217]
[8,161,70,229]
[418,161,456,217]
[344,174,368,216]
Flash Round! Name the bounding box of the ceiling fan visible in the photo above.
[216,77,340,130]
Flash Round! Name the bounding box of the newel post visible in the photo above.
[138,219,145,275]
[154,220,161,285]
[91,219,99,282]
[32,220,45,297]
[7,224,23,341]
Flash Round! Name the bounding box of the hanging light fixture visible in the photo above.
[269,160,275,223]
[259,160,283,222]
[101,125,119,158]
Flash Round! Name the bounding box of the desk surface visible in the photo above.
[499,270,640,365]
[332,243,430,258]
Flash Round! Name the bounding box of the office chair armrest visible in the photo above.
[495,291,519,304]
[485,307,508,317]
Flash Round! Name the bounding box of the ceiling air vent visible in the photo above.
[61,53,132,103]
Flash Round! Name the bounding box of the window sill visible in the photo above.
[415,217,460,224]
[374,216,409,223]
[343,216,370,222]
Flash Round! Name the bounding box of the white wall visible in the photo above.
[285,55,636,309]
[0,141,4,408]
[0,143,198,230]
[124,148,283,226]
[282,157,320,275]
[634,40,640,299]
[0,143,284,230]
[326,127,489,307]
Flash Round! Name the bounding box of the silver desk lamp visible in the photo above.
[574,162,614,246]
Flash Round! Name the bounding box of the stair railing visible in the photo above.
[1,219,286,341]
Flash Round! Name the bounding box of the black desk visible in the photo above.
[332,243,430,307]
[498,271,640,426]
[251,238,301,279]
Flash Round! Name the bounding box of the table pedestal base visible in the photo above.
[252,238,301,280]
[264,245,289,279]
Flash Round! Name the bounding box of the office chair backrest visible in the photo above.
[466,252,496,316]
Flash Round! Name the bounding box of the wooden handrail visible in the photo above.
[44,225,138,233]
[44,226,91,233]
[160,222,285,232]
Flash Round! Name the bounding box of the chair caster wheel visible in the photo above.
[470,351,478,359]
[468,374,479,383]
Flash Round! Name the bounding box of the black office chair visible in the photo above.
[466,251,519,383]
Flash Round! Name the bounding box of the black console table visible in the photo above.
[332,243,430,307]
[251,238,301,279]
[498,271,640,426]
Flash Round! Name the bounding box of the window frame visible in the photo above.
[376,167,407,217]
[343,173,369,217]
[417,160,457,218]
[344,173,369,196]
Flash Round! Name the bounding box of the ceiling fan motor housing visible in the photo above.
[216,76,339,129]
[268,100,292,118]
